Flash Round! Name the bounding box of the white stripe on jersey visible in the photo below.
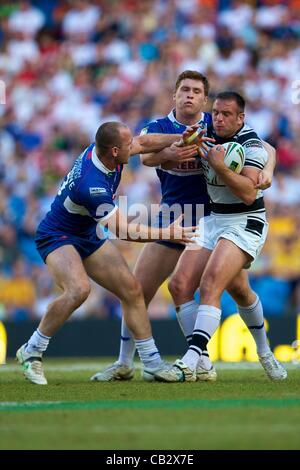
[63,196,91,217]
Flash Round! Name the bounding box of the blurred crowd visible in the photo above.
[0,0,299,322]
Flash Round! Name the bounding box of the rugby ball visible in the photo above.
[222,142,245,174]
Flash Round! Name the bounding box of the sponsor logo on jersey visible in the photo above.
[89,187,107,196]
[176,160,202,171]
[244,140,263,149]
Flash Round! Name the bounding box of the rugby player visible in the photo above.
[154,92,287,382]
[16,122,198,385]
[92,72,276,383]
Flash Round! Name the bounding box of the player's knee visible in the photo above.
[66,282,91,307]
[168,274,193,302]
[122,277,143,303]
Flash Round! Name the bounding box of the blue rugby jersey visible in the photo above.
[141,109,212,207]
[38,143,122,237]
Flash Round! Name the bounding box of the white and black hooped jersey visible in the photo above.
[202,124,268,216]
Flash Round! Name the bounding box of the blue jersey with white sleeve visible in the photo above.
[35,143,122,261]
[141,109,212,208]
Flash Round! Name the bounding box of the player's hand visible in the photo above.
[181,124,201,144]
[180,126,215,157]
[197,131,216,158]
[167,214,196,245]
[207,145,227,172]
[168,141,198,163]
[255,169,273,189]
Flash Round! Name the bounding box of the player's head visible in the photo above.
[212,91,245,138]
[174,70,209,119]
[95,121,133,165]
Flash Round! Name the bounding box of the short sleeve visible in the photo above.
[243,138,268,170]
[140,120,164,135]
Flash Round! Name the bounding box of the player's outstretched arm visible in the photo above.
[255,141,276,189]
[140,148,174,167]
[140,128,214,168]
[130,133,182,156]
[159,129,215,169]
[142,141,199,168]
[99,209,195,244]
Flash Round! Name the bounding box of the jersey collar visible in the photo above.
[211,124,246,143]
[92,147,116,175]
[167,109,204,126]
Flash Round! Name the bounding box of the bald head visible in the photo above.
[95,122,129,155]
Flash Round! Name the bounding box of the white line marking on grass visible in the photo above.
[0,401,63,407]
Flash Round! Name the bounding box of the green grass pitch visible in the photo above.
[0,358,299,450]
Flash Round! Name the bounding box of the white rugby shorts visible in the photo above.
[194,212,268,265]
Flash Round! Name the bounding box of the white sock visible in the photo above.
[176,300,198,345]
[197,352,213,371]
[135,337,162,369]
[182,305,221,370]
[25,329,50,355]
[238,295,271,356]
[118,318,136,366]
[177,300,213,370]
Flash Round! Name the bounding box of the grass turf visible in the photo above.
[0,358,299,450]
